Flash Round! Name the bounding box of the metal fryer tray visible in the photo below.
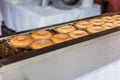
[0,12,120,66]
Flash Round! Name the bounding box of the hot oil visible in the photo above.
[0,39,15,58]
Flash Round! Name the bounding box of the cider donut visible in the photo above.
[51,34,72,43]
[87,26,104,34]
[112,15,120,21]
[101,16,115,23]
[75,21,90,29]
[69,30,88,38]
[31,39,53,50]
[56,25,76,33]
[90,18,104,26]
[31,30,52,39]
[10,35,32,48]
[102,23,116,30]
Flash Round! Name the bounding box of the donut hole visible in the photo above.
[18,36,26,41]
[39,39,49,45]
[58,35,67,40]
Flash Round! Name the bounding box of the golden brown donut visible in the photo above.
[51,34,72,43]
[114,21,120,26]
[87,26,104,34]
[75,21,90,29]
[101,16,115,23]
[56,25,76,33]
[112,15,120,21]
[10,35,32,48]
[102,23,116,30]
[31,30,52,39]
[31,39,53,50]
[90,18,104,26]
[69,30,88,38]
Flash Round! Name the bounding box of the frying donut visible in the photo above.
[114,21,120,26]
[69,30,88,38]
[102,23,116,30]
[90,18,104,26]
[31,39,53,50]
[51,34,72,43]
[87,26,104,34]
[10,35,32,48]
[31,30,52,39]
[56,25,76,33]
[112,15,120,21]
[101,16,115,23]
[75,21,90,29]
